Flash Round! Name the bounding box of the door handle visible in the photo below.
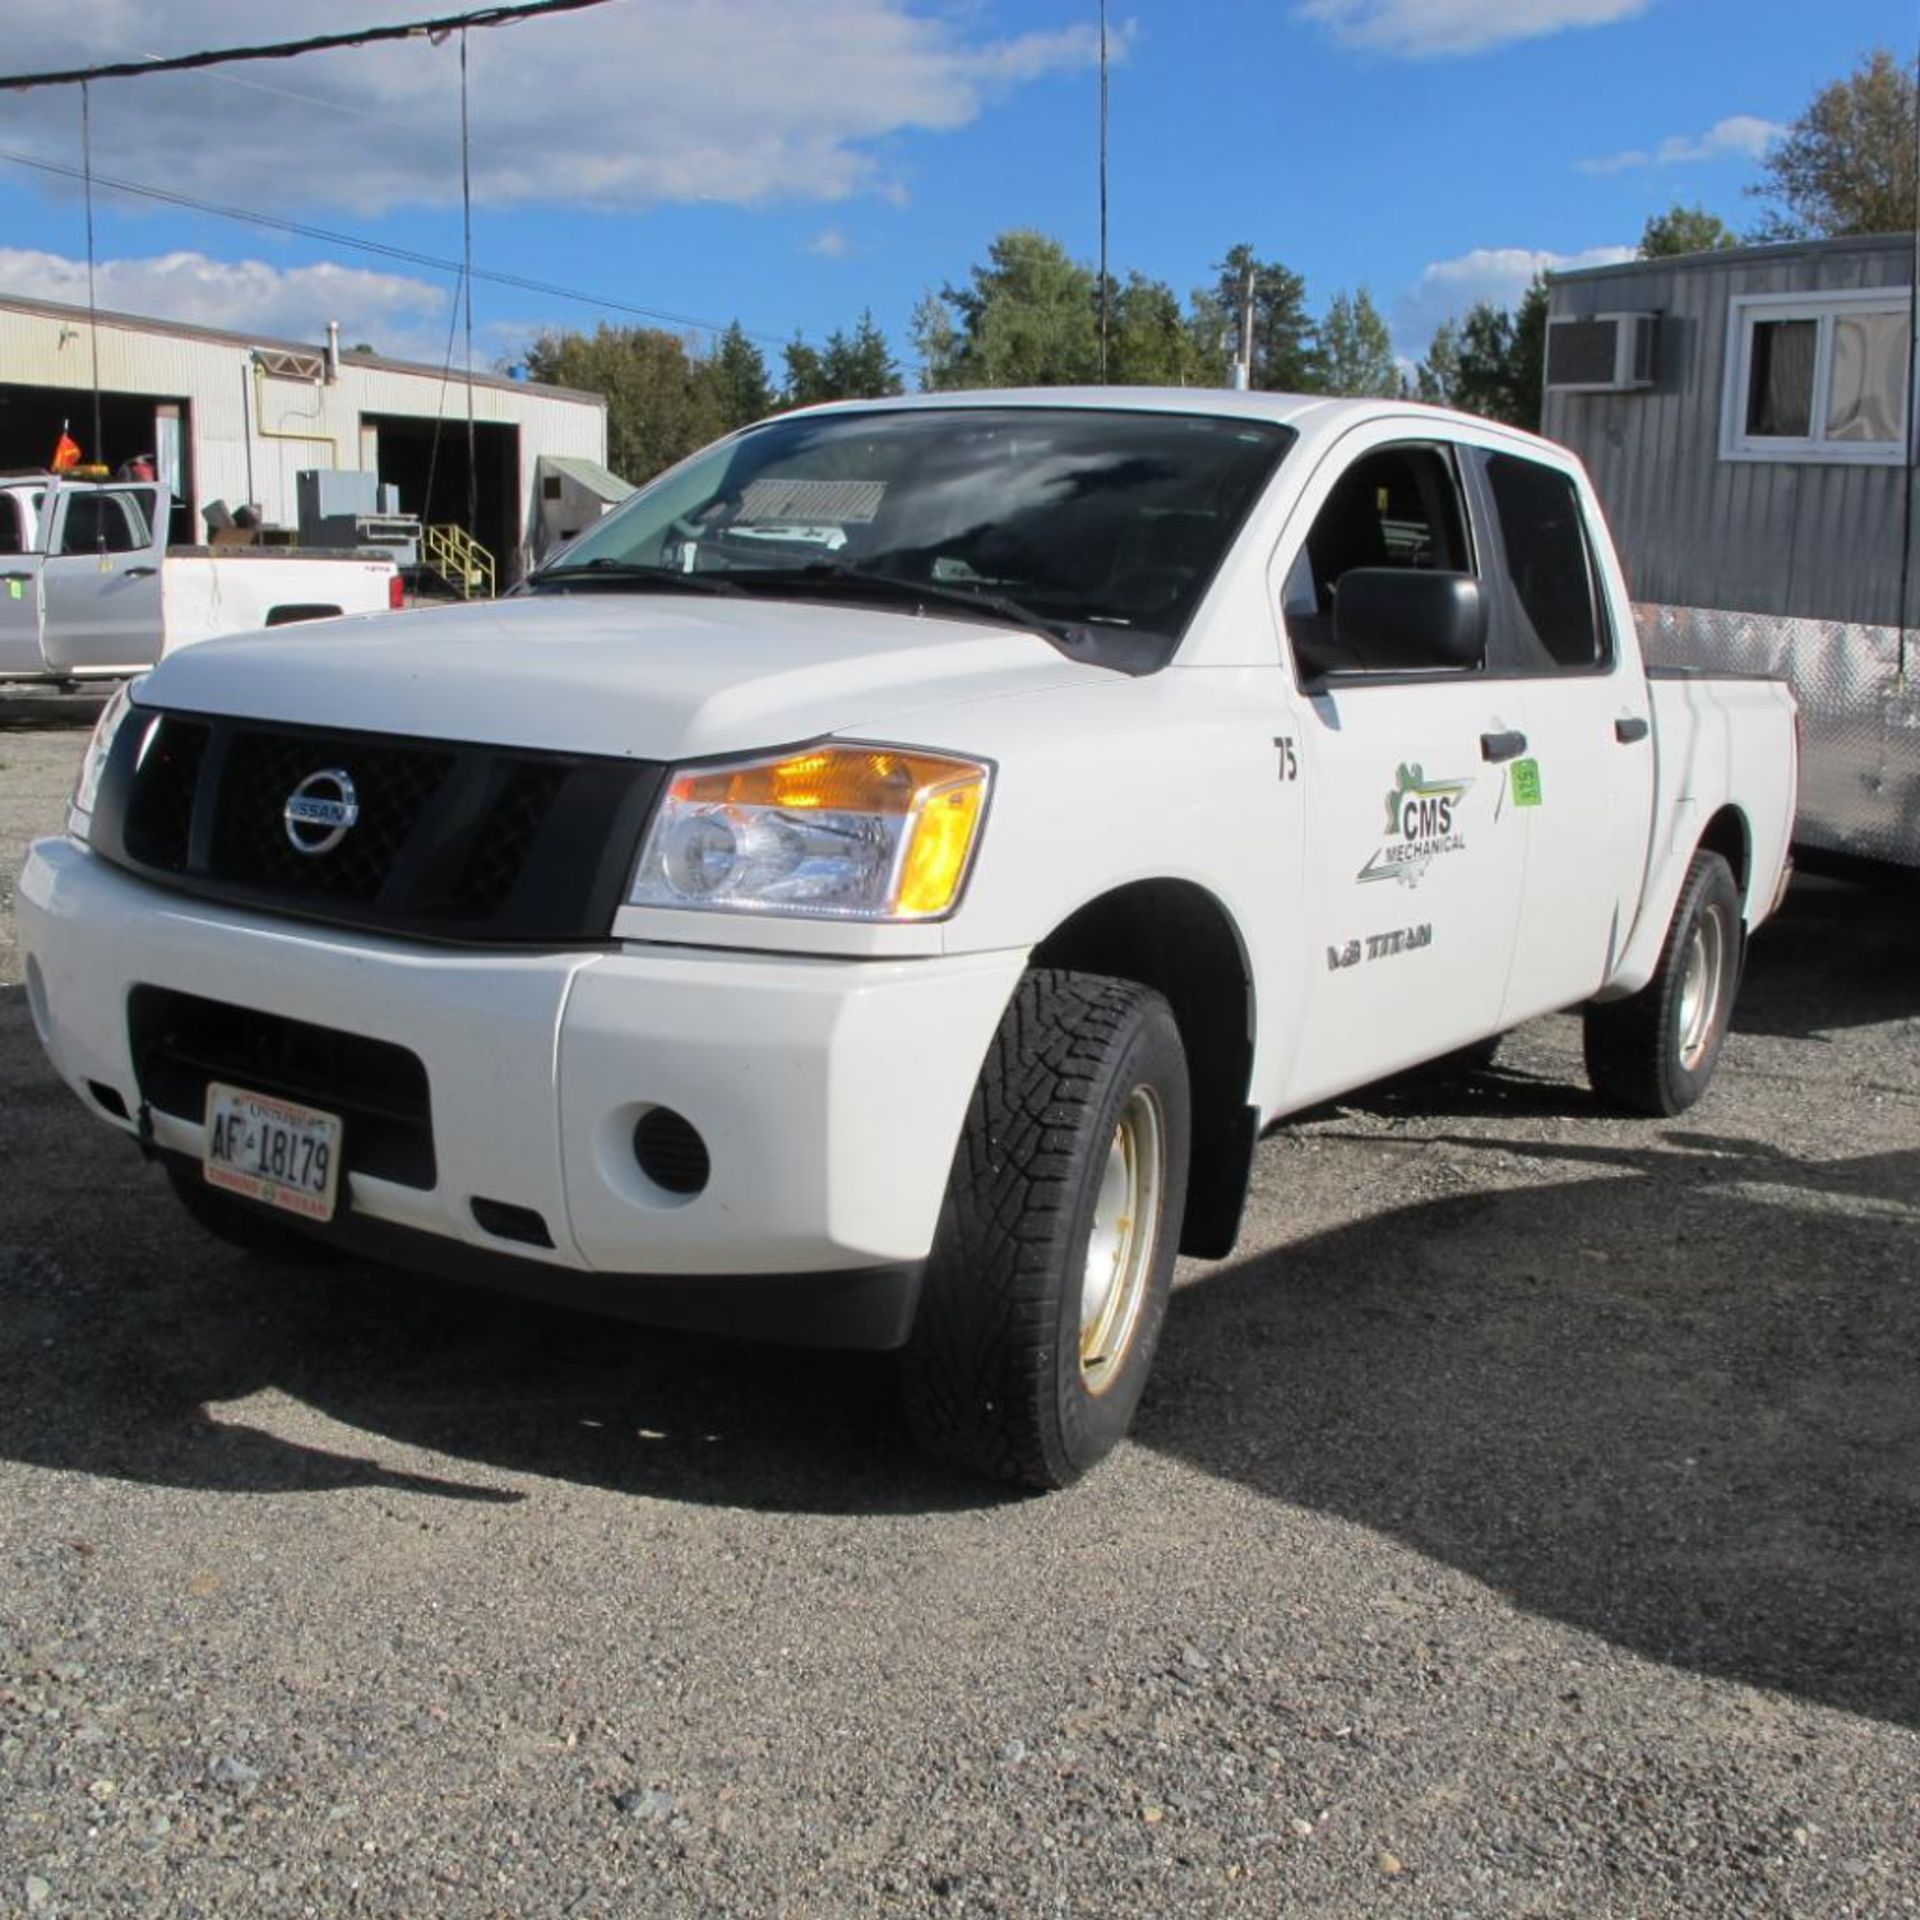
[1615,715,1649,744]
[123,565,159,578]
[1479,729,1527,763]
[0,570,31,583]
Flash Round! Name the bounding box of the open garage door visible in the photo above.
[364,413,520,590]
[0,386,193,544]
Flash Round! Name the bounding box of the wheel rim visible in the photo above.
[1676,901,1730,1070]
[1079,1085,1165,1395]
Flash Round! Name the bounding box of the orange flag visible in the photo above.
[50,431,82,473]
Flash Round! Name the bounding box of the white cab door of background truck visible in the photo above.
[0,489,43,677]
[40,484,166,675]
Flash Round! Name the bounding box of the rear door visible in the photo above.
[0,492,46,676]
[42,486,166,674]
[1467,449,1655,1024]
[1275,429,1529,1107]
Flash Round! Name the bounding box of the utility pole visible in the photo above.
[1232,263,1255,391]
[1097,0,1109,382]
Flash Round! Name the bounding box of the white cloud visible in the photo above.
[1394,244,1635,350]
[0,247,455,361]
[0,3,1119,214]
[807,228,854,261]
[1295,0,1649,56]
[1579,114,1783,175]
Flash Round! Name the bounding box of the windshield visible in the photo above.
[537,407,1293,656]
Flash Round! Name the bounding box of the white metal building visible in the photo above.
[0,293,610,586]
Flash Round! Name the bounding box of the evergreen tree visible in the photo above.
[1105,272,1214,385]
[782,337,833,407]
[1638,204,1739,258]
[819,310,903,398]
[1318,288,1400,397]
[700,322,774,430]
[1448,278,1549,430]
[914,230,1102,390]
[1415,318,1462,406]
[1451,300,1516,423]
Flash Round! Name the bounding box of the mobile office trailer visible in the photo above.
[1543,235,1918,869]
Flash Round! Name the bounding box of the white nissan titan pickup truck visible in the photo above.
[17,393,1797,1488]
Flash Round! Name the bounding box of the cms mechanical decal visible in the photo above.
[1358,763,1472,888]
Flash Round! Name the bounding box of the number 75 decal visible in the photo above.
[1274,736,1299,783]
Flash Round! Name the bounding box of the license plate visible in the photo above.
[203,1082,343,1222]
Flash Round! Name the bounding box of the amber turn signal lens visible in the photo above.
[671,747,974,819]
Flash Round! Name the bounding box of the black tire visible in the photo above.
[901,970,1190,1491]
[1583,850,1744,1116]
[165,1164,338,1264]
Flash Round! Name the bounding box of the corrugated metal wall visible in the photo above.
[1543,237,1916,630]
[0,300,608,567]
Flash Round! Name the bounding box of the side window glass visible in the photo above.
[1283,443,1473,677]
[0,500,21,557]
[1485,454,1609,671]
[57,493,140,557]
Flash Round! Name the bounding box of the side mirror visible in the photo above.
[1319,569,1485,675]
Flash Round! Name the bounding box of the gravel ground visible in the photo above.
[1,712,1915,1919]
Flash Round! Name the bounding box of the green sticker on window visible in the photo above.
[1510,758,1543,808]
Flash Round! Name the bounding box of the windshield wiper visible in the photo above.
[524,558,746,595]
[737,562,1089,647]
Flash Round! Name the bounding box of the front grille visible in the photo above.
[212,731,454,900]
[129,985,435,1189]
[93,710,664,944]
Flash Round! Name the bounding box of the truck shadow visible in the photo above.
[1141,1131,1920,1732]
[1731,870,1920,1040]
[0,991,990,1516]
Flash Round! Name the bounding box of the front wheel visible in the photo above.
[901,970,1190,1491]
[1583,850,1744,1116]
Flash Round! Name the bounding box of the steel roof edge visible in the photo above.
[1547,233,1915,285]
[0,291,608,410]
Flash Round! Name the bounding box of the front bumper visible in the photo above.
[18,837,1024,1325]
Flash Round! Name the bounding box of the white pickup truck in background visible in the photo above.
[0,474,401,682]
[18,392,1797,1489]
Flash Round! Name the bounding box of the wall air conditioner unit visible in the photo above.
[1545,312,1658,392]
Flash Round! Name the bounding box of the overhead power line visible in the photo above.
[0,146,785,346]
[0,0,619,92]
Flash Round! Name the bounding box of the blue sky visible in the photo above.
[0,1,1911,379]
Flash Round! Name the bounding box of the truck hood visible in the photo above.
[138,593,1091,759]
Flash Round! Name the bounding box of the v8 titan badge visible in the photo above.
[1358,763,1472,888]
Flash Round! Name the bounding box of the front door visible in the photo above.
[0,493,45,676]
[1276,435,1529,1107]
[42,487,166,674]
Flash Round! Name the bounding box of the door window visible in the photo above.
[57,492,145,556]
[1283,443,1474,675]
[0,498,23,556]
[1484,454,1610,672]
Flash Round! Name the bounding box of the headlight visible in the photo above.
[68,679,140,839]
[629,743,991,921]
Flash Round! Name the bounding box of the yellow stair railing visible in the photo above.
[423,522,496,599]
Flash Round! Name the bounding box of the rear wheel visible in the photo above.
[1584,850,1743,1116]
[901,970,1190,1490]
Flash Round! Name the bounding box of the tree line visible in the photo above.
[521,47,1914,486]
